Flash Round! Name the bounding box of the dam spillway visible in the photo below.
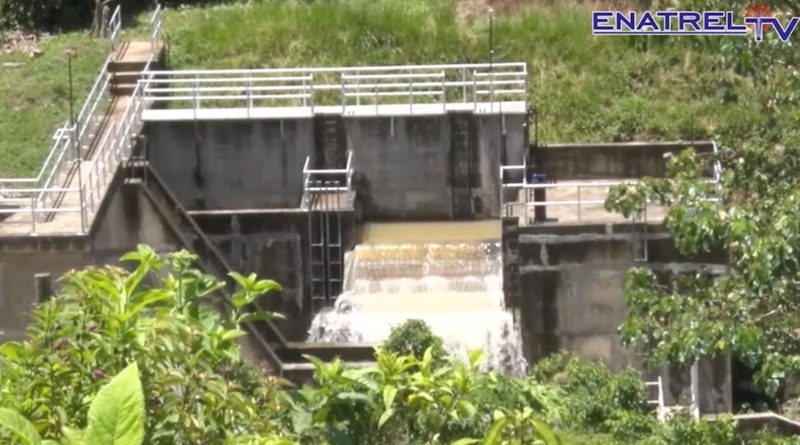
[307,241,527,375]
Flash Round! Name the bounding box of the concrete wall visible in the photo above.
[145,113,526,220]
[146,119,314,210]
[192,210,356,341]
[0,181,183,342]
[513,221,725,368]
[535,141,716,180]
[505,219,729,410]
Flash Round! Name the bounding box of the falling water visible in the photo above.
[307,241,528,376]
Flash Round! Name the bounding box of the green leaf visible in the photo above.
[378,408,394,428]
[120,290,171,322]
[383,384,397,409]
[62,427,85,445]
[532,419,561,445]
[468,349,484,367]
[85,362,145,445]
[222,329,248,341]
[482,417,508,445]
[0,408,41,445]
[238,311,285,323]
[451,439,479,445]
[0,342,23,361]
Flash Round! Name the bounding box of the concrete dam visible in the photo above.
[0,13,732,413]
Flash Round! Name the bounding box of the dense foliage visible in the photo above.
[0,0,223,30]
[1,246,778,444]
[605,111,800,402]
[0,245,286,444]
[383,319,448,362]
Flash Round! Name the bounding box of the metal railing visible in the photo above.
[0,5,162,235]
[81,57,157,226]
[140,62,527,116]
[646,377,667,423]
[499,153,721,225]
[303,151,354,193]
[150,5,164,55]
[108,5,122,54]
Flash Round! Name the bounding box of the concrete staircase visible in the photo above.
[0,40,156,236]
[111,41,159,96]
[125,158,373,383]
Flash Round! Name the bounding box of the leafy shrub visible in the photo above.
[0,362,146,445]
[383,319,447,362]
[533,352,648,432]
[637,411,739,445]
[283,348,561,445]
[604,410,659,443]
[0,245,285,444]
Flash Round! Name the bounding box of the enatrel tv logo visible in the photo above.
[592,3,799,42]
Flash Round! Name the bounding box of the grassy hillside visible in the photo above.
[164,0,797,149]
[0,0,795,178]
[0,32,106,177]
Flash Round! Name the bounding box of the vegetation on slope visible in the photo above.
[0,32,105,177]
[164,0,798,149]
[1,0,796,178]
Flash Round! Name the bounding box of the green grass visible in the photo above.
[0,32,106,178]
[0,0,796,178]
[164,0,797,148]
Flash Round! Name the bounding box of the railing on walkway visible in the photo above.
[0,5,162,235]
[499,151,721,225]
[139,62,527,116]
[150,5,164,55]
[303,151,354,193]
[81,55,159,226]
[108,5,122,54]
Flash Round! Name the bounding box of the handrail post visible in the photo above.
[491,71,496,114]
[80,185,87,234]
[340,71,346,115]
[30,193,37,234]
[472,70,477,112]
[309,73,315,114]
[247,76,252,119]
[441,71,446,114]
[194,74,199,120]
[461,67,467,103]
[408,68,413,114]
[577,185,581,222]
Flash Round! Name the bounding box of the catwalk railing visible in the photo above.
[499,142,722,225]
[139,62,527,116]
[0,5,162,235]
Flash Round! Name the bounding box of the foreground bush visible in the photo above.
[0,246,791,444]
[0,245,285,444]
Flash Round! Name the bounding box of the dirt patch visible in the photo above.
[456,0,529,23]
[2,30,43,57]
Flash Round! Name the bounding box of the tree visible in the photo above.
[606,145,800,398]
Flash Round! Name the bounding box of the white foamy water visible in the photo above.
[307,242,528,376]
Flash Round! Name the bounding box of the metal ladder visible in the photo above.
[307,184,343,313]
[646,376,667,423]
